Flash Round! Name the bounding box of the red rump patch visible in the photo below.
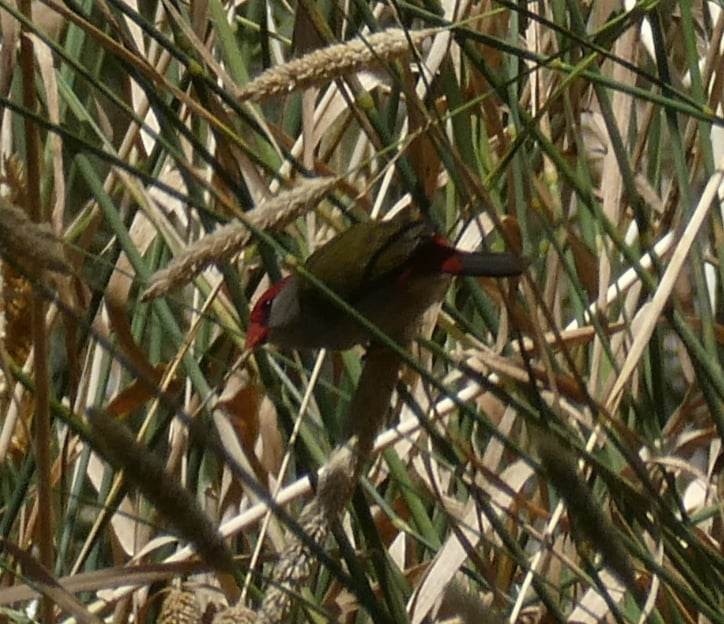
[439,254,464,274]
[413,234,462,275]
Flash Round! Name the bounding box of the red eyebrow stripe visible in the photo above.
[250,275,291,322]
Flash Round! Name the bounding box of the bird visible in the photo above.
[246,211,526,350]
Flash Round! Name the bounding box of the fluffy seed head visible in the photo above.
[238,29,436,101]
[142,176,340,301]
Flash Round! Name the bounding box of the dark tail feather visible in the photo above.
[441,251,529,277]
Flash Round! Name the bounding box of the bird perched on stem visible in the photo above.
[246,212,526,350]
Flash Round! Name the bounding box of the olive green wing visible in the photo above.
[304,212,427,302]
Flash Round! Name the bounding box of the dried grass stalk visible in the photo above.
[142,176,341,301]
[0,199,70,276]
[254,440,363,624]
[238,29,435,101]
[211,348,403,623]
[254,347,402,624]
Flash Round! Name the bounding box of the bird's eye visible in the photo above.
[262,298,272,311]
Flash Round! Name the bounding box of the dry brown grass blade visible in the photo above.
[142,176,342,300]
[0,538,102,624]
[464,348,589,403]
[103,366,181,418]
[105,292,161,383]
[237,29,435,101]
[0,560,213,604]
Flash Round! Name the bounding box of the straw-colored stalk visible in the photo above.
[213,347,404,624]
[142,176,341,301]
[238,29,436,101]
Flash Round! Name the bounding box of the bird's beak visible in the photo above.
[245,322,269,350]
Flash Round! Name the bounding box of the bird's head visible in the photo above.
[245,276,292,349]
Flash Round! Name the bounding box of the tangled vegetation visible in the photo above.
[0,1,722,622]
